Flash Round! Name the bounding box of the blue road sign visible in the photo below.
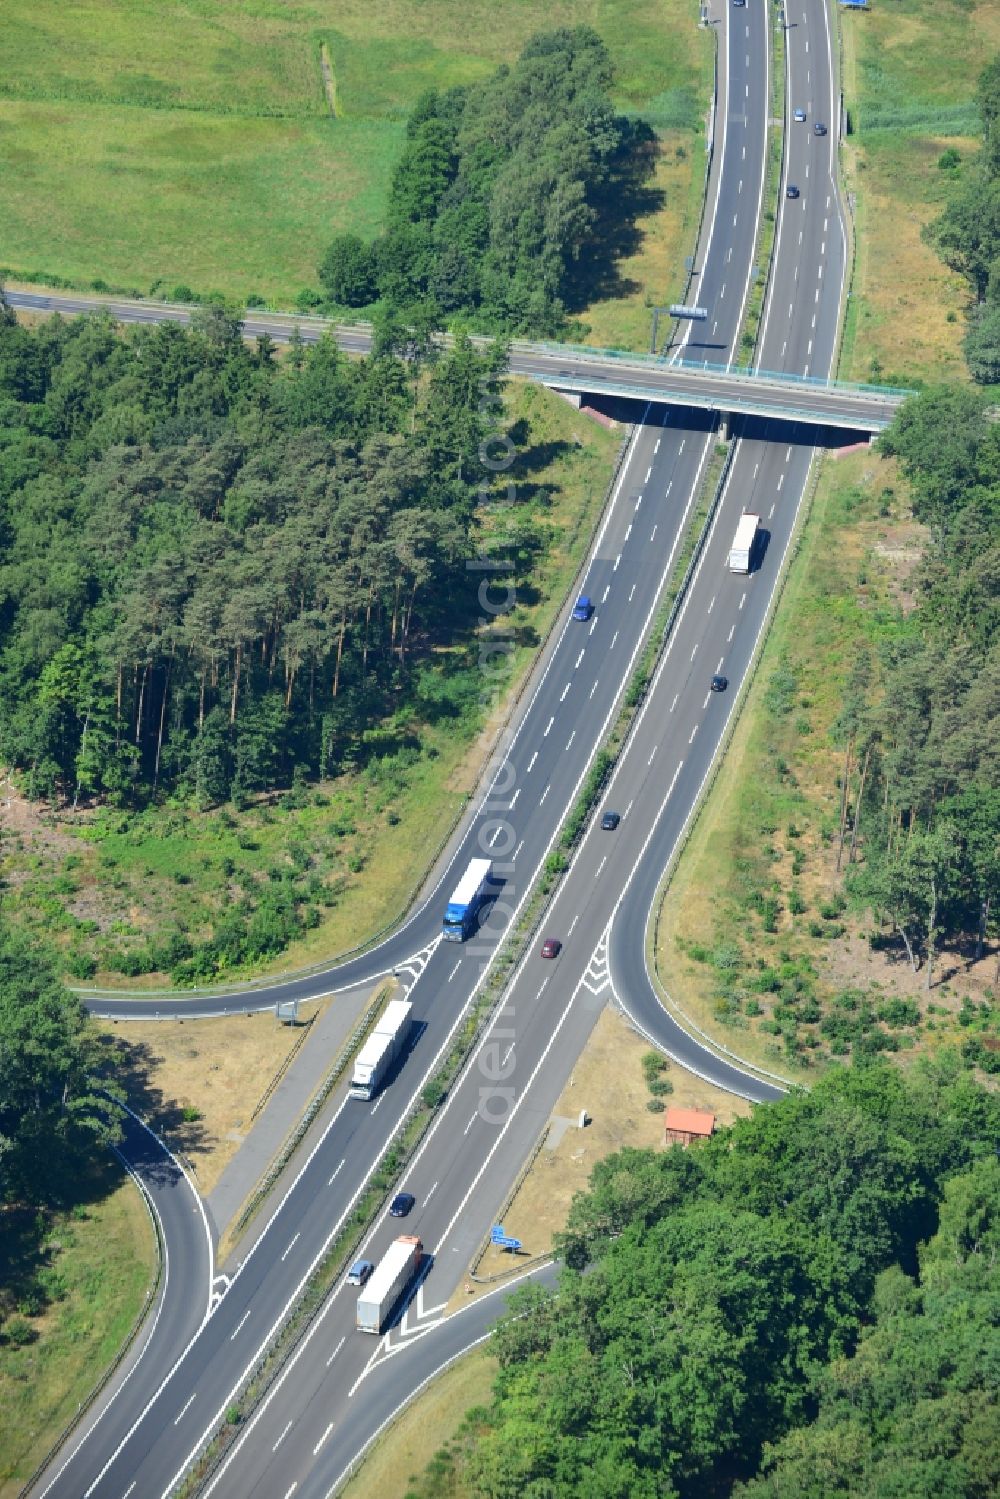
[491,1225,523,1251]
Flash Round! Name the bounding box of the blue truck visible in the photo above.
[442,857,493,942]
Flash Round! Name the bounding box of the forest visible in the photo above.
[405,1062,1000,1499]
[837,384,1000,993]
[317,27,656,336]
[929,53,1000,381]
[0,295,512,821]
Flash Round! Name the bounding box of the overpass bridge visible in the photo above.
[6,288,910,433]
[512,342,910,433]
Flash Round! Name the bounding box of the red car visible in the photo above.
[540,938,562,959]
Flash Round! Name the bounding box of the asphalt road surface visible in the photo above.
[27,0,849,1492]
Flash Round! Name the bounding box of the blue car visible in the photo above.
[572,595,592,621]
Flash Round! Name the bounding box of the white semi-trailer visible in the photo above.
[356,1235,423,1334]
[349,999,414,1101]
[728,512,760,573]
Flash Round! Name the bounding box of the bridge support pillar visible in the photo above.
[719,409,734,441]
[555,389,582,409]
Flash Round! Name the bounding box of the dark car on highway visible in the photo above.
[814,122,828,136]
[601,811,621,830]
[786,184,800,199]
[711,674,729,692]
[572,595,593,621]
[540,937,562,959]
[389,1192,416,1218]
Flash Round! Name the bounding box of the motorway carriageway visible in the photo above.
[30,0,848,1491]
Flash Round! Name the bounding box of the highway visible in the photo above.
[27,0,849,1492]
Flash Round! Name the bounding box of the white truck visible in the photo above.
[356,1235,423,1334]
[349,999,414,1101]
[728,512,760,574]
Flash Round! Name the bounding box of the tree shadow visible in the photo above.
[562,120,665,314]
[109,1035,211,1159]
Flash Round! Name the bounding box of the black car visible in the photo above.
[814,122,828,136]
[389,1192,416,1218]
[711,674,729,693]
[601,811,621,831]
[786,184,800,199]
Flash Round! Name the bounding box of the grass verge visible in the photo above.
[836,0,1000,385]
[655,446,997,1076]
[0,1166,156,1498]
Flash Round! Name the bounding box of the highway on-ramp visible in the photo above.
[27,0,849,1491]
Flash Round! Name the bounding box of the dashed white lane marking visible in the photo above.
[768,503,776,519]
[788,301,794,317]
[625,523,632,542]
[821,240,825,256]
[543,716,554,736]
[124,1484,137,1498]
[635,494,642,509]
[595,856,607,879]
[610,631,619,649]
[514,839,524,859]
[679,438,686,453]
[613,554,621,571]
[314,1423,335,1455]
[815,286,820,302]
[448,960,461,981]
[624,798,634,817]
[326,1335,346,1367]
[807,338,813,356]
[328,1159,345,1186]
[629,583,636,602]
[823,216,828,232]
[602,584,611,602]
[650,524,658,541]
[703,693,711,708]
[559,683,570,702]
[536,978,549,1000]
[738,178,743,193]
[654,438,661,453]
[670,693,680,712]
[740,591,747,610]
[805,164,809,179]
[648,745,657,765]
[690,644,698,661]
[281,1233,300,1262]
[539,784,550,805]
[370,1093,385,1115]
[826,194,831,208]
[589,617,598,635]
[175,1394,197,1426]
[566,730,576,749]
[778,472,785,489]
[786,446,793,461]
[589,681,598,699]
[502,1042,515,1066]
[811,312,817,327]
[282,1485,297,1499]
[510,787,521,808]
[569,913,580,934]
[753,461,759,478]
[424,1180,439,1205]
[488,826,502,847]
[527,750,538,772]
[818,263,823,279]
[708,594,716,613]
[717,657,725,672]
[689,725,699,744]
[231,1309,251,1341]
[273,1419,293,1452]
[781,340,787,357]
[728,624,735,642]
[733,214,738,226]
[798,229,803,245]
[645,466,652,483]
[712,320,718,336]
[666,480,673,494]
[575,649,584,669]
[464,1110,478,1136]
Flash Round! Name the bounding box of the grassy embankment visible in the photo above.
[837,0,1000,385]
[0,1167,156,1498]
[0,381,623,986]
[655,0,1000,1075]
[1,0,709,349]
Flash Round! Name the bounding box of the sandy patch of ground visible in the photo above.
[102,1006,322,1197]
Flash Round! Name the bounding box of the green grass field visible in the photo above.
[1,0,709,313]
[0,1167,156,1497]
[838,0,1000,384]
